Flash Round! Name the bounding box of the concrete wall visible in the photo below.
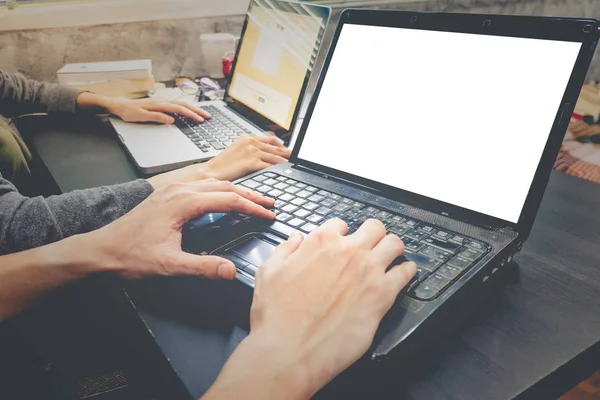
[0,0,599,83]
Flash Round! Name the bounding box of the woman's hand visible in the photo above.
[203,135,291,181]
[146,135,291,189]
[76,92,211,124]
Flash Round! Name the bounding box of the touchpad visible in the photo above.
[231,237,277,267]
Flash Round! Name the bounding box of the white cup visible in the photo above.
[199,33,239,78]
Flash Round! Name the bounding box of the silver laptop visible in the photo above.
[109,0,330,174]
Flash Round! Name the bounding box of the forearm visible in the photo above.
[0,176,153,255]
[202,334,314,400]
[0,233,109,320]
[0,71,82,118]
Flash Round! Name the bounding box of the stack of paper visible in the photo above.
[57,60,156,98]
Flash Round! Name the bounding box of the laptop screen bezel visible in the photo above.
[223,0,331,134]
[291,9,599,239]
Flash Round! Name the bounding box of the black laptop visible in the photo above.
[182,10,599,360]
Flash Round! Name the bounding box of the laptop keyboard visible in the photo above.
[173,105,255,153]
[238,172,490,301]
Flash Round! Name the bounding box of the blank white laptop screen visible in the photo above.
[297,24,582,223]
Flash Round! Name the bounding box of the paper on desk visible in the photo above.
[150,87,197,103]
[73,77,157,99]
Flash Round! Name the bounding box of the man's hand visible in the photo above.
[76,92,210,124]
[204,219,416,399]
[90,179,275,280]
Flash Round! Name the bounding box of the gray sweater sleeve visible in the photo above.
[0,71,83,118]
[0,174,154,255]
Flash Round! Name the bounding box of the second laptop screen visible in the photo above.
[297,23,581,223]
[228,1,324,130]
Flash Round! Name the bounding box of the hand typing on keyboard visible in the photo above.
[203,218,416,400]
[202,136,291,181]
[96,97,212,124]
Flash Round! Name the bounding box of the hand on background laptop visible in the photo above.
[204,219,417,399]
[76,92,211,124]
[85,179,275,280]
[146,135,291,189]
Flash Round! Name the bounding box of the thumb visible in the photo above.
[140,110,175,124]
[170,253,237,280]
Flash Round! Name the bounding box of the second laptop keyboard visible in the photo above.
[238,172,490,301]
[173,105,255,152]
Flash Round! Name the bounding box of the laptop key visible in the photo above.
[305,186,318,193]
[404,239,424,252]
[264,178,279,186]
[294,209,311,219]
[284,186,301,194]
[256,185,272,193]
[333,204,351,213]
[423,237,461,253]
[466,240,486,251]
[308,194,325,203]
[295,183,307,189]
[447,256,472,269]
[420,245,451,261]
[243,264,260,277]
[425,273,452,289]
[253,175,267,182]
[307,214,324,224]
[302,202,320,211]
[291,198,307,206]
[241,180,261,189]
[274,182,289,190]
[320,198,336,207]
[459,248,482,261]
[435,230,450,239]
[300,223,318,233]
[437,264,462,280]
[405,230,429,240]
[415,266,430,282]
[315,207,333,216]
[267,189,284,198]
[276,176,287,181]
[450,235,466,244]
[413,283,440,300]
[273,199,286,209]
[282,204,299,214]
[263,172,277,178]
[297,190,312,198]
[279,193,295,202]
[287,218,305,228]
[389,224,410,236]
[404,251,441,271]
[276,213,292,222]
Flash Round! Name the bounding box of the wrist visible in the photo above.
[38,233,114,278]
[76,92,114,114]
[208,331,315,400]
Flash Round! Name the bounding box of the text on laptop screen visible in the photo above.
[228,1,325,130]
[297,24,582,223]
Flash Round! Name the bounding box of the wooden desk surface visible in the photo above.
[17,115,600,400]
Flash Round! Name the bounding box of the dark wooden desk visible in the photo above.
[17,115,600,400]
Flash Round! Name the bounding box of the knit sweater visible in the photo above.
[0,71,154,255]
